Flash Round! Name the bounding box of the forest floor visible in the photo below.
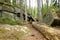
[0,23,47,40]
[0,23,60,40]
[21,24,47,40]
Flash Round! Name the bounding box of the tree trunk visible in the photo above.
[25,0,27,22]
[37,0,43,23]
[20,0,24,22]
[32,22,60,40]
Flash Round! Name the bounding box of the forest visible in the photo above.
[0,0,60,40]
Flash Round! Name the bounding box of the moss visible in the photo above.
[0,16,21,25]
[56,8,60,13]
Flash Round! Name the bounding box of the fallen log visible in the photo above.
[32,22,60,40]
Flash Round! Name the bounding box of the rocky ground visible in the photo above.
[0,24,47,40]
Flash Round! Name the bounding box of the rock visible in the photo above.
[43,10,60,26]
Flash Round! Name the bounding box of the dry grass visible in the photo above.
[0,24,30,40]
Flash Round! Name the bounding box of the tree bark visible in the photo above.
[20,0,24,22]
[32,22,60,40]
[37,0,43,23]
[25,0,27,22]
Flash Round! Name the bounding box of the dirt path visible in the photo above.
[21,24,47,40]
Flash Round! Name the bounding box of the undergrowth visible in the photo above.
[0,16,21,25]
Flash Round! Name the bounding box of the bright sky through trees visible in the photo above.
[27,0,37,8]
[27,0,51,8]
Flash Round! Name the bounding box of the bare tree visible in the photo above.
[46,0,49,9]
[37,0,43,23]
[20,0,24,22]
[29,0,31,8]
[58,0,60,7]
[25,0,27,22]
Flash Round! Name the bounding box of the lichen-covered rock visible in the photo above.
[43,10,60,26]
